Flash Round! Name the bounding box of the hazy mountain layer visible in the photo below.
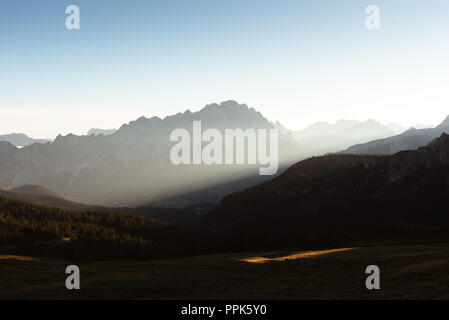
[292,119,395,155]
[0,101,305,206]
[342,116,449,155]
[0,133,49,147]
[87,128,117,136]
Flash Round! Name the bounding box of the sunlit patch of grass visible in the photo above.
[240,247,357,263]
[0,255,45,262]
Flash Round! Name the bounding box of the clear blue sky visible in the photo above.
[1,0,448,137]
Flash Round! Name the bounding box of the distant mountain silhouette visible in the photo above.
[0,133,49,147]
[386,122,432,134]
[203,133,449,251]
[387,122,408,134]
[342,115,449,155]
[292,119,395,155]
[273,121,291,134]
[87,128,117,136]
[0,101,305,206]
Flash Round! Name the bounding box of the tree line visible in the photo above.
[0,196,196,261]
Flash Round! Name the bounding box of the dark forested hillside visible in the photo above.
[0,196,195,261]
[135,203,217,229]
[202,133,449,252]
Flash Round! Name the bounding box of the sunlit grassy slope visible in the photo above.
[1,243,449,299]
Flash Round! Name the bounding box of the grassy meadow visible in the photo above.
[1,243,449,299]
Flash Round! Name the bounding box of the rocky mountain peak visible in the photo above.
[0,101,302,206]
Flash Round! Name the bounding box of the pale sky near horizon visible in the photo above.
[1,0,448,138]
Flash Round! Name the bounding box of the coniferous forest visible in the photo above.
[0,196,195,261]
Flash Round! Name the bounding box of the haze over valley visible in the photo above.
[2,100,445,208]
[2,0,449,301]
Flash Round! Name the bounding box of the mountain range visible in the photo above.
[291,119,396,155]
[0,101,304,207]
[0,133,49,147]
[342,116,449,155]
[2,103,449,259]
[2,101,447,212]
[387,122,433,134]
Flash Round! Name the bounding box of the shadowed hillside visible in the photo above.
[9,184,63,198]
[0,185,112,213]
[0,184,215,230]
[203,133,449,252]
